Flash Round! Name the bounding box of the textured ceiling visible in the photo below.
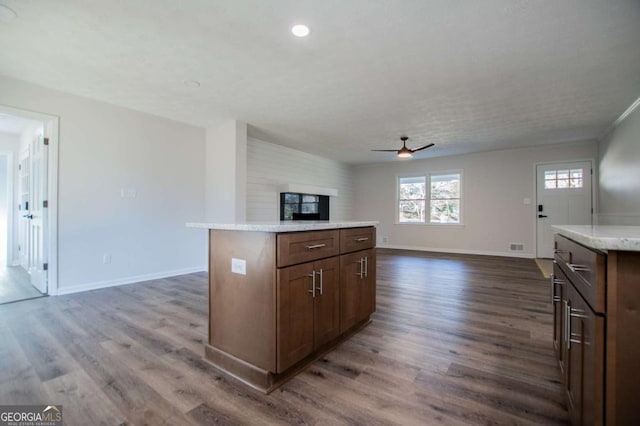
[0,0,639,164]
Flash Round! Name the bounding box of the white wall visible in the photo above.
[0,75,207,294]
[246,138,355,222]
[353,141,598,257]
[598,103,640,225]
[205,120,247,222]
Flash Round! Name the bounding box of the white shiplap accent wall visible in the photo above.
[247,138,355,222]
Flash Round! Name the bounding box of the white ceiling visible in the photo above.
[0,1,639,164]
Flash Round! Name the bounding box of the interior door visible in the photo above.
[18,148,30,270]
[536,161,592,258]
[28,134,48,293]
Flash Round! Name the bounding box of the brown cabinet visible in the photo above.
[205,225,376,393]
[276,257,339,373]
[553,234,640,425]
[563,278,604,425]
[340,249,376,333]
[551,263,567,373]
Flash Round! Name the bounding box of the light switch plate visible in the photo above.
[121,188,137,198]
[231,258,246,275]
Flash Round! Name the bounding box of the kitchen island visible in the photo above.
[186,221,378,393]
[552,225,640,425]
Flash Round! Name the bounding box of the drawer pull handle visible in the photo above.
[567,263,590,273]
[355,237,369,242]
[554,249,565,254]
[570,308,589,319]
[305,243,326,250]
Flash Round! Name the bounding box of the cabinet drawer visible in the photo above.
[554,234,605,313]
[277,230,339,267]
[340,227,375,254]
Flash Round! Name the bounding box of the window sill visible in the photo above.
[395,222,465,227]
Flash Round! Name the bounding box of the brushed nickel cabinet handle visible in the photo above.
[355,237,369,242]
[570,307,589,319]
[357,258,364,278]
[308,271,316,298]
[306,243,326,250]
[567,263,590,273]
[564,300,570,348]
[315,269,323,296]
[364,256,368,278]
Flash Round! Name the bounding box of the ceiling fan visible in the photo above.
[372,136,434,158]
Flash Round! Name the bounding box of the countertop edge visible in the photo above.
[186,221,379,233]
[553,225,640,251]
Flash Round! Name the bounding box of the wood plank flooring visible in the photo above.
[0,249,568,425]
[0,266,44,305]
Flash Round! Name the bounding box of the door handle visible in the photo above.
[23,214,33,219]
[538,214,547,218]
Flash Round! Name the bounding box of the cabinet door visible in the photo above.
[313,257,340,348]
[340,251,363,333]
[552,263,567,373]
[340,249,376,333]
[359,249,376,320]
[565,283,604,425]
[277,262,315,373]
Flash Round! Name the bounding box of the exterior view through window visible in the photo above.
[399,172,461,224]
[544,169,583,189]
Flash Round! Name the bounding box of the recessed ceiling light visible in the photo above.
[291,24,310,37]
[184,79,201,88]
[0,4,18,22]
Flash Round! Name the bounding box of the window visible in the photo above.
[398,172,461,224]
[544,169,583,189]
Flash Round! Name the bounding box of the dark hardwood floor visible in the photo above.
[0,249,567,425]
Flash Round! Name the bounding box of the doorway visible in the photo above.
[536,161,593,258]
[0,106,58,304]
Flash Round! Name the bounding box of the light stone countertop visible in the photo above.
[553,225,640,251]
[186,220,378,233]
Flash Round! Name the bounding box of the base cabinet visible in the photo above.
[340,249,376,333]
[563,279,604,425]
[276,257,340,373]
[553,234,640,425]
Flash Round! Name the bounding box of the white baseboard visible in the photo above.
[53,266,207,296]
[378,243,535,259]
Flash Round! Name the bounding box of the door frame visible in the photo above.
[0,104,59,295]
[533,158,596,258]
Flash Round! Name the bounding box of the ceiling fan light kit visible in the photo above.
[372,136,434,159]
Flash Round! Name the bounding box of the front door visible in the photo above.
[536,161,592,258]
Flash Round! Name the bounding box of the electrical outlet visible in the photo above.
[382,236,389,243]
[103,254,112,264]
[231,258,246,275]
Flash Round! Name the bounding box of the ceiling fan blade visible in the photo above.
[371,149,400,152]
[410,143,435,152]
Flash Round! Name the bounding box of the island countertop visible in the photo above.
[553,225,640,251]
[186,220,378,233]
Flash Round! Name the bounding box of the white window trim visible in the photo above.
[395,170,464,226]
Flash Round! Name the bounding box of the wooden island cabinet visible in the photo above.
[187,221,377,393]
[552,226,640,425]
